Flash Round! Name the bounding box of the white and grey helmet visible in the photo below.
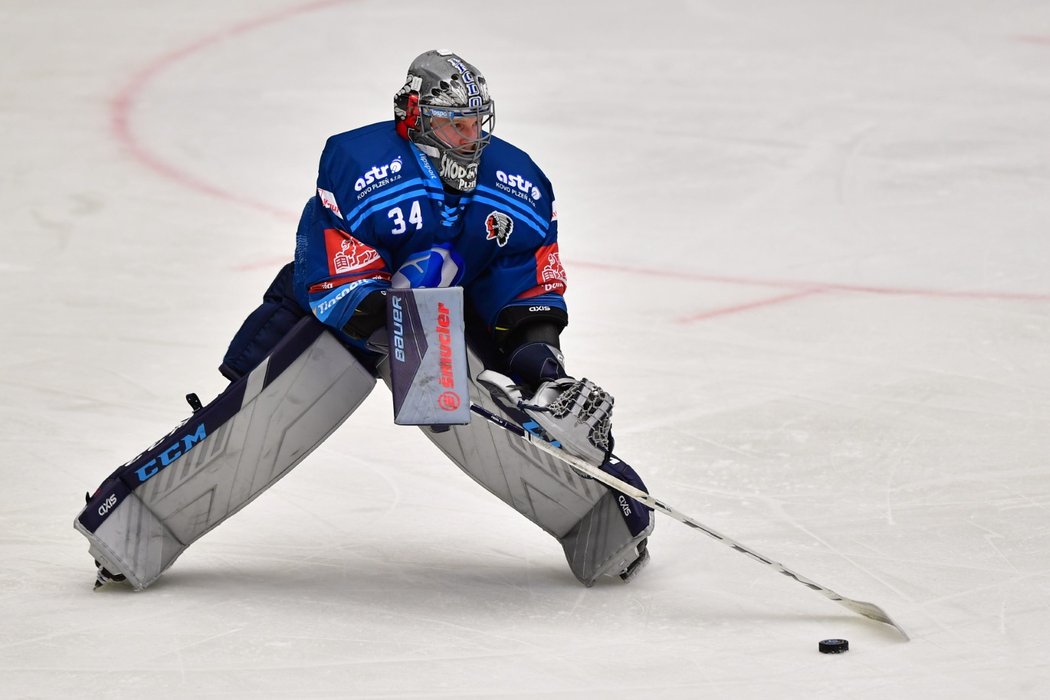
[394,50,494,192]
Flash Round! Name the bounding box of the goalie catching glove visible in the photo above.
[522,377,614,465]
[502,341,615,466]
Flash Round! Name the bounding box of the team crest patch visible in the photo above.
[485,211,514,247]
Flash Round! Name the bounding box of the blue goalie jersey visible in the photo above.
[292,120,568,349]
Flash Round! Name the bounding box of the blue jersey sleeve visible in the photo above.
[293,125,410,339]
[467,223,567,327]
[292,196,392,335]
[466,152,567,329]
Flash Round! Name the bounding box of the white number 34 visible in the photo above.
[388,201,423,235]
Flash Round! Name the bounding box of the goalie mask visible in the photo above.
[395,50,494,193]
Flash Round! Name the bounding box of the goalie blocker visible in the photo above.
[75,285,651,588]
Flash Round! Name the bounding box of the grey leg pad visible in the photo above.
[75,320,375,589]
[379,346,652,585]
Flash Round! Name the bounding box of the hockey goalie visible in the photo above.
[75,50,653,591]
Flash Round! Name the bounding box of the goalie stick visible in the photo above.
[468,401,910,640]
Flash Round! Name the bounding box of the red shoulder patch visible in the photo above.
[517,242,567,300]
[323,228,384,277]
[535,242,567,293]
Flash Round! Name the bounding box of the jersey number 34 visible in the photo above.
[388,201,424,235]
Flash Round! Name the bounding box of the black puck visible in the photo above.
[819,638,849,654]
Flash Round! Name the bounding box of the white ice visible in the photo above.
[3,1,1050,697]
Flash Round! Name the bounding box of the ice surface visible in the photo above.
[3,0,1050,697]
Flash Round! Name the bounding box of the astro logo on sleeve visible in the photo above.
[354,157,403,194]
[496,171,542,201]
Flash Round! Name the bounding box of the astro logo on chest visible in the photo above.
[485,211,514,247]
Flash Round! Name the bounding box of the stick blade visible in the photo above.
[839,597,910,640]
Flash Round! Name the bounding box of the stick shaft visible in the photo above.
[469,403,908,640]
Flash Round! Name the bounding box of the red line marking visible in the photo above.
[109,9,1050,320]
[572,261,1050,303]
[676,288,824,323]
[1016,34,1050,46]
[110,0,350,220]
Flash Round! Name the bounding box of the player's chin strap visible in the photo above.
[474,370,909,641]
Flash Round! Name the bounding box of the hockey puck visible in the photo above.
[818,639,849,654]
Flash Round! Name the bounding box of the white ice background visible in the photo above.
[3,1,1050,697]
